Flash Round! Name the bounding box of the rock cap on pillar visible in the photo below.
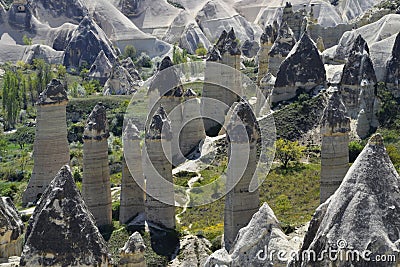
[321,89,350,135]
[123,119,141,141]
[36,79,68,105]
[146,106,172,140]
[83,103,110,140]
[207,28,241,61]
[260,24,276,44]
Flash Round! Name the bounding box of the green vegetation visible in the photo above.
[377,82,400,131]
[275,138,305,168]
[172,45,188,64]
[195,43,208,57]
[22,35,32,45]
[123,45,137,60]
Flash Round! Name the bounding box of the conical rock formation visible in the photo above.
[20,165,110,266]
[385,32,400,97]
[119,232,146,267]
[0,197,24,258]
[294,134,400,267]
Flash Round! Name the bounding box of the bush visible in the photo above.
[123,45,137,60]
[136,53,152,68]
[112,201,120,221]
[275,139,305,168]
[349,141,364,163]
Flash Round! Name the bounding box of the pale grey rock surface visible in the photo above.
[20,165,110,266]
[88,50,113,84]
[206,203,299,267]
[103,63,139,95]
[385,32,400,97]
[293,134,400,267]
[0,198,24,259]
[119,232,146,267]
[169,235,212,267]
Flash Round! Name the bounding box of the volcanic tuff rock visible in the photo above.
[293,133,400,267]
[206,203,298,267]
[23,79,70,206]
[88,50,113,85]
[20,165,110,266]
[119,232,146,267]
[63,16,117,71]
[82,103,112,227]
[320,89,350,203]
[268,21,296,76]
[103,63,138,95]
[272,32,326,104]
[257,23,277,85]
[339,34,378,138]
[0,197,24,258]
[385,32,400,97]
[121,57,141,81]
[169,235,212,267]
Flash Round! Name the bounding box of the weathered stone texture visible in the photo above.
[340,35,378,138]
[88,50,112,85]
[320,89,350,203]
[82,103,112,227]
[0,197,24,259]
[257,24,277,86]
[119,232,146,267]
[144,107,175,229]
[206,203,297,267]
[20,165,110,267]
[120,120,145,224]
[224,100,260,251]
[103,63,138,95]
[170,235,212,267]
[180,89,206,158]
[202,29,242,136]
[23,79,70,206]
[272,32,326,104]
[256,72,275,116]
[385,32,400,97]
[293,134,400,267]
[268,22,296,77]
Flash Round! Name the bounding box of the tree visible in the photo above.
[124,45,137,60]
[275,138,305,168]
[2,70,20,129]
[22,34,32,45]
[56,64,67,79]
[0,136,7,157]
[172,45,187,64]
[349,141,364,163]
[13,127,35,149]
[195,43,207,57]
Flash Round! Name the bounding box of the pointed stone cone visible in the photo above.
[340,34,378,135]
[0,197,24,258]
[23,79,70,206]
[268,21,296,76]
[144,107,175,229]
[224,100,260,252]
[82,103,112,227]
[294,133,400,267]
[120,120,145,224]
[272,32,326,105]
[320,89,350,203]
[119,232,146,267]
[20,165,110,266]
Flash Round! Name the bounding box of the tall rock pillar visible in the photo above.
[120,120,145,224]
[257,24,277,86]
[320,89,350,203]
[23,79,69,206]
[202,28,242,136]
[224,100,260,251]
[144,107,175,229]
[385,32,400,97]
[82,103,112,227]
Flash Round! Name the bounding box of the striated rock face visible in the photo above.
[340,35,378,138]
[206,203,297,267]
[121,57,141,82]
[0,197,24,258]
[256,72,276,116]
[180,89,206,158]
[170,235,212,267]
[23,79,70,206]
[320,89,350,203]
[63,16,117,71]
[268,22,296,77]
[202,28,242,136]
[257,24,277,86]
[119,232,146,267]
[82,103,112,227]
[120,120,145,225]
[88,50,113,85]
[20,165,110,266]
[103,63,139,95]
[294,133,400,267]
[272,32,326,105]
[224,100,260,251]
[144,107,175,229]
[385,32,400,97]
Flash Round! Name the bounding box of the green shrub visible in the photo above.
[349,141,364,163]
